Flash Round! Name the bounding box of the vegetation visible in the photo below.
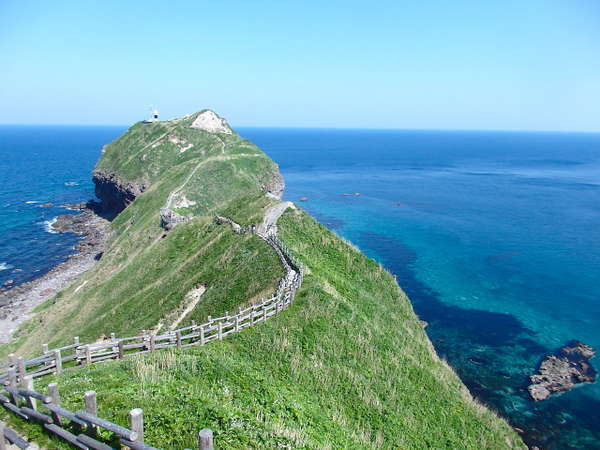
[3,111,284,357]
[0,112,524,448]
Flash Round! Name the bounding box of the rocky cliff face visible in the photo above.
[264,168,285,199]
[92,170,146,214]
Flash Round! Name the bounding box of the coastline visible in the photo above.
[0,204,109,344]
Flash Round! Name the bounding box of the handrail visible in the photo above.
[0,212,303,450]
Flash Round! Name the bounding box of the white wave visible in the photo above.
[0,262,13,271]
[43,217,58,234]
[25,200,43,204]
[64,181,79,186]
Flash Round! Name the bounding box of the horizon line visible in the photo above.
[1,122,600,135]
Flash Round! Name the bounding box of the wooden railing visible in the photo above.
[0,228,303,449]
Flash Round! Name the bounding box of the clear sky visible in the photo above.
[1,1,599,130]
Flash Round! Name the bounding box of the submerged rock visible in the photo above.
[528,341,596,401]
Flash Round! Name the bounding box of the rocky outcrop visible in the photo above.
[190,110,232,134]
[92,170,146,214]
[528,341,596,401]
[160,208,190,231]
[214,215,244,234]
[263,168,285,200]
[52,204,107,253]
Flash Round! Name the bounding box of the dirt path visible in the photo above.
[258,202,294,236]
[169,285,206,330]
[164,153,259,210]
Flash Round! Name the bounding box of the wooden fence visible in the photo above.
[0,230,303,449]
[0,378,217,449]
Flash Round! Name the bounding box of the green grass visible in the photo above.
[0,112,524,448]
[2,208,524,449]
[4,111,284,357]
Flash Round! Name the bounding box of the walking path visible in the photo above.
[258,201,294,236]
[0,201,302,450]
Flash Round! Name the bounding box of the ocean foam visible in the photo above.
[0,262,13,271]
[43,217,58,233]
[64,181,79,186]
[25,200,43,204]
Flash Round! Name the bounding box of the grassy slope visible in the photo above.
[3,112,284,357]
[8,209,524,449]
[1,112,524,448]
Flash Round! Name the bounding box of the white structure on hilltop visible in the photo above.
[144,107,159,123]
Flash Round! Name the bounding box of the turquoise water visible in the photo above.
[241,128,600,449]
[1,125,599,448]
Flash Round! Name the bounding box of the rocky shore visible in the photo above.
[528,341,596,401]
[0,202,109,343]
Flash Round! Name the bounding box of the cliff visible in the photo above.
[92,170,146,214]
[92,110,283,215]
[1,110,524,449]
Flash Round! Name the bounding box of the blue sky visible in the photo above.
[1,1,599,130]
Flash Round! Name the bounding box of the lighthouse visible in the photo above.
[144,107,159,123]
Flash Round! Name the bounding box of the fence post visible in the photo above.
[42,344,49,354]
[17,357,26,386]
[84,391,97,436]
[6,368,17,404]
[129,408,144,443]
[23,376,36,411]
[118,340,124,359]
[0,421,5,450]
[198,428,213,450]
[54,350,62,375]
[85,346,92,365]
[234,315,239,332]
[141,330,148,350]
[218,322,223,340]
[47,383,62,426]
[149,335,156,352]
[84,391,97,415]
[176,331,182,348]
[7,367,16,388]
[110,333,116,341]
[74,336,80,346]
[200,327,205,345]
[263,306,267,322]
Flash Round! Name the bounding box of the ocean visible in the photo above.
[1,125,599,448]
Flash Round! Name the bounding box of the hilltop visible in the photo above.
[0,111,525,448]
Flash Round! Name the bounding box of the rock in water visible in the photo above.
[528,341,596,401]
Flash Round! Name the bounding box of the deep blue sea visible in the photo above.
[1,125,600,449]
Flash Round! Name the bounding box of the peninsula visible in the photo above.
[0,111,524,449]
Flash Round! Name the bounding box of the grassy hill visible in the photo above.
[0,111,525,448]
[3,111,285,356]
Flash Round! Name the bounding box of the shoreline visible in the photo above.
[0,203,109,344]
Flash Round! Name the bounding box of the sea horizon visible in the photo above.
[1,125,599,448]
[2,123,600,135]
